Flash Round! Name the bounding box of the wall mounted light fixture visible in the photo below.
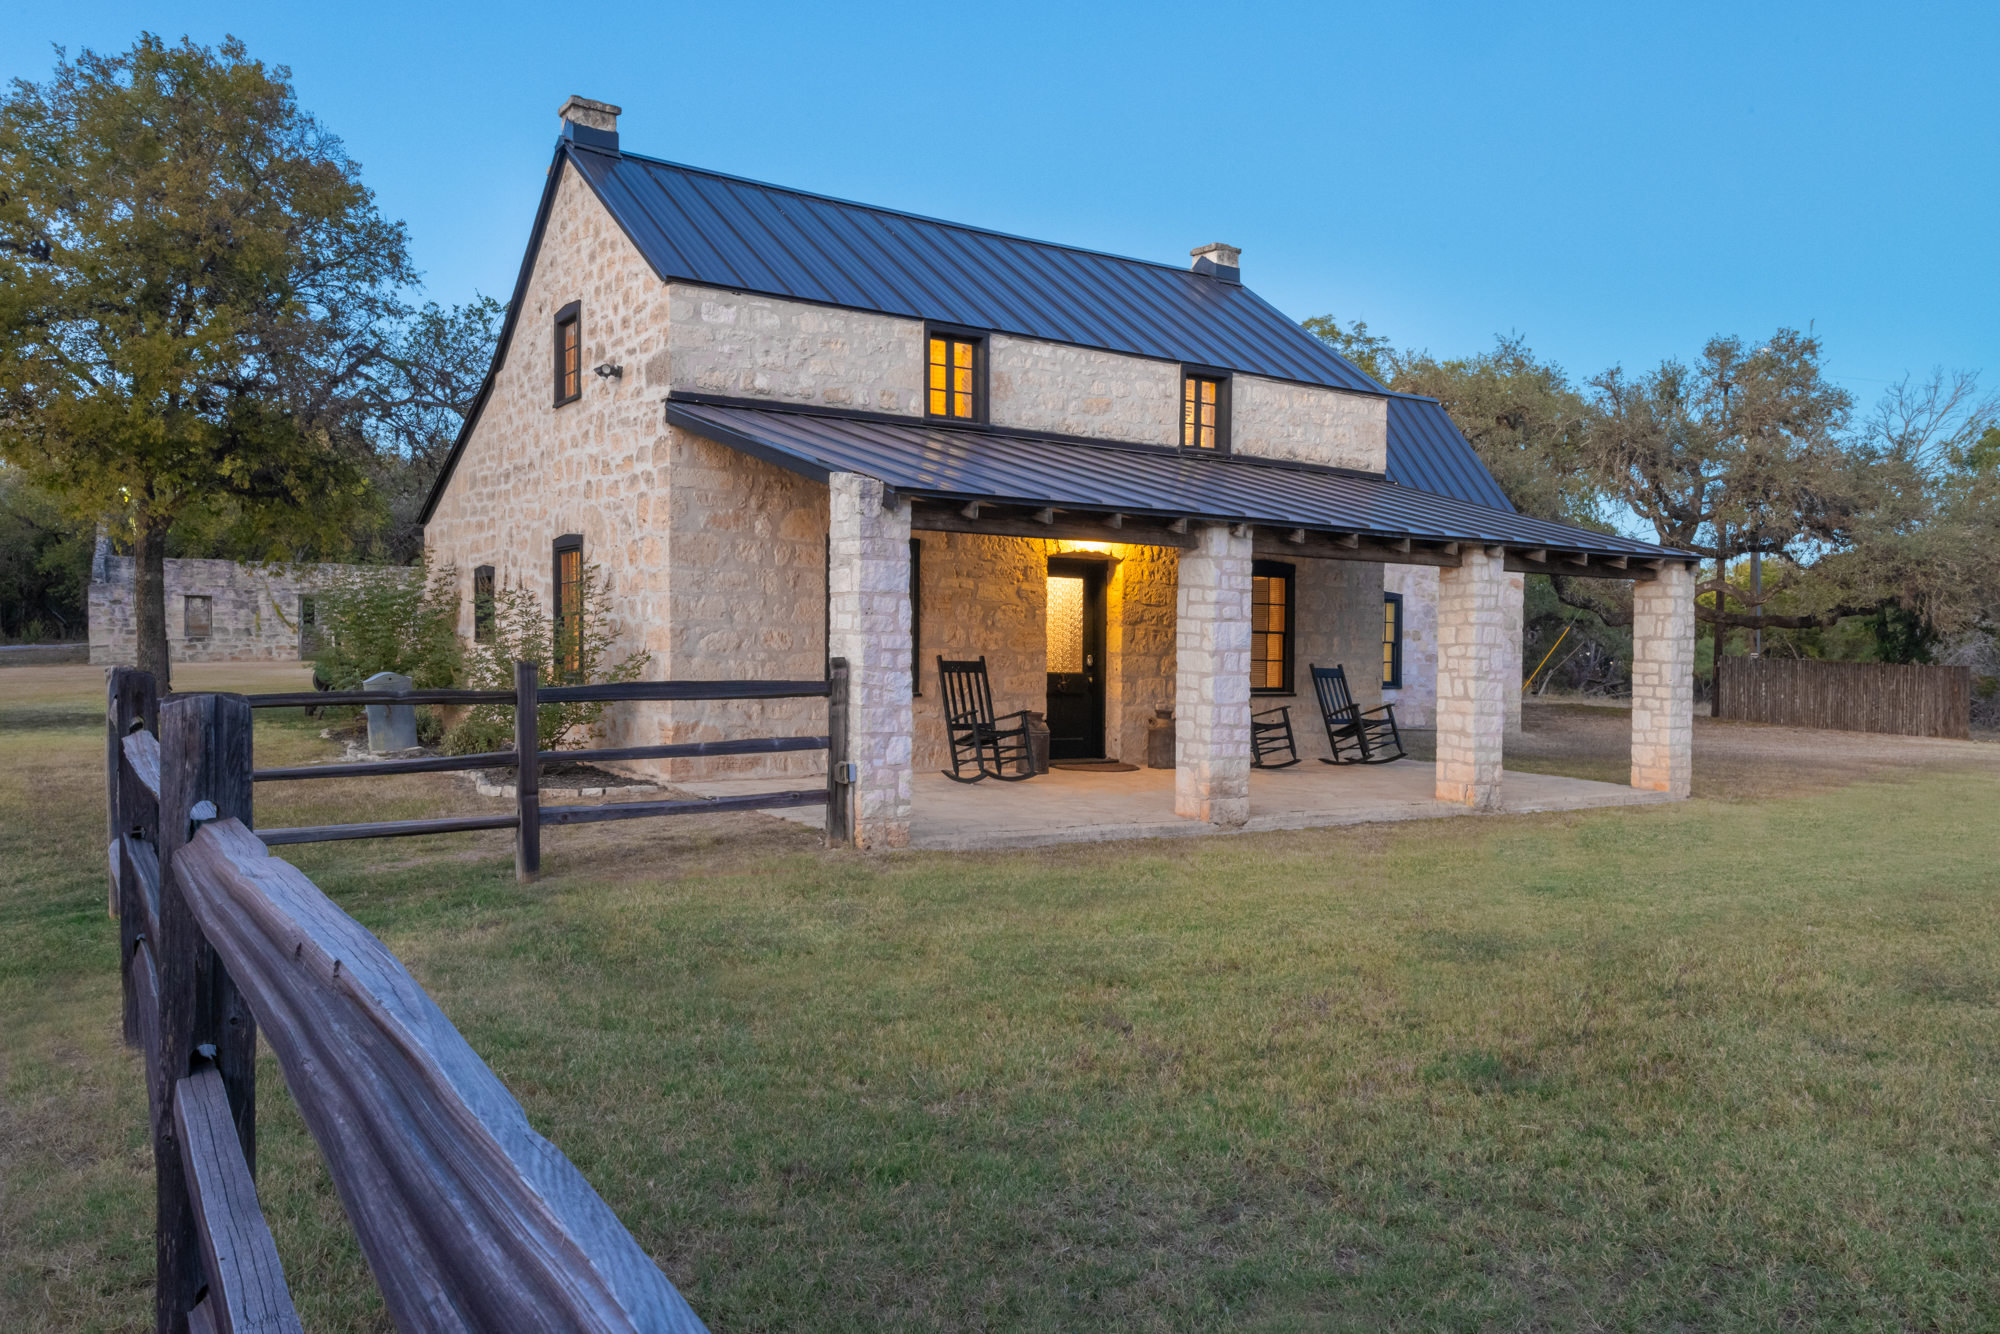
[593,363,623,380]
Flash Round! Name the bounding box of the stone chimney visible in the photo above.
[558,96,622,154]
[1190,243,1241,285]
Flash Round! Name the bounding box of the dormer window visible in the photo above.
[927,333,982,421]
[1182,371,1230,451]
[553,302,582,406]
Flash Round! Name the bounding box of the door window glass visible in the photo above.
[1046,576,1084,674]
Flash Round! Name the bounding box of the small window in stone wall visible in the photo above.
[1250,561,1293,694]
[473,565,496,644]
[1382,592,1404,689]
[185,595,213,640]
[299,595,321,656]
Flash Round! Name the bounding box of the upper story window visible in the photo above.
[554,302,582,406]
[927,333,982,421]
[1250,561,1293,694]
[1182,372,1230,451]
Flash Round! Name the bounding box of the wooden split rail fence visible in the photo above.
[106,663,854,1332]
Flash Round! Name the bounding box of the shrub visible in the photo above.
[310,554,463,690]
[443,561,647,755]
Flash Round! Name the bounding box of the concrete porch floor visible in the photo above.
[672,757,1678,851]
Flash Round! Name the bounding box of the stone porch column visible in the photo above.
[1435,547,1507,809]
[1175,522,1253,826]
[1630,562,1695,796]
[828,472,912,849]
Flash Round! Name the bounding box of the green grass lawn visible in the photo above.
[4,669,1999,1331]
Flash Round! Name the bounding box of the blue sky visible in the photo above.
[7,2,1996,403]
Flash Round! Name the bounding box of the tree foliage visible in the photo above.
[308,554,462,690]
[0,34,414,685]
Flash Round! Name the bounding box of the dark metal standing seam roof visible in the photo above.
[573,149,1387,393]
[661,401,1680,561]
[420,141,1530,527]
[1385,397,1516,512]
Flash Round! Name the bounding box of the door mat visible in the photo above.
[1050,761,1141,772]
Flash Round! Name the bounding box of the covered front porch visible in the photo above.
[664,401,1699,851]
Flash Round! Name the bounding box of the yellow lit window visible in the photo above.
[928,335,978,419]
[555,542,583,681]
[1251,562,1292,692]
[1183,374,1225,450]
[1382,592,1403,689]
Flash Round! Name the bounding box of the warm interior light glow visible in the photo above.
[1047,576,1085,674]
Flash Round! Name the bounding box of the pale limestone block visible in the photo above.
[829,472,913,848]
[1630,563,1695,796]
[1175,522,1254,826]
[1435,548,1507,809]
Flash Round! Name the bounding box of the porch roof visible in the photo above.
[663,400,1691,567]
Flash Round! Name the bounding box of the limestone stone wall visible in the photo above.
[88,557,360,665]
[1233,375,1387,472]
[424,157,672,695]
[1175,524,1253,825]
[664,283,927,414]
[988,336,1180,444]
[1382,564,1439,727]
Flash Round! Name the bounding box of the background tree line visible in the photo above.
[1306,316,2000,696]
[0,34,497,676]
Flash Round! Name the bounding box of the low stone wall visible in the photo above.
[89,557,365,666]
[0,643,89,666]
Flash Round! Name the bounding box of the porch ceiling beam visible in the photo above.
[1251,529,1462,568]
[1504,549,1659,582]
[910,503,1194,549]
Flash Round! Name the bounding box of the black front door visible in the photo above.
[1045,558,1107,760]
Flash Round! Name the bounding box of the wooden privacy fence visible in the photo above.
[105,664,855,1332]
[1715,656,1971,739]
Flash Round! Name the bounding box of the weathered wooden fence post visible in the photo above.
[515,660,540,882]
[826,657,852,848]
[110,668,160,1044]
[155,693,258,1334]
[108,667,159,914]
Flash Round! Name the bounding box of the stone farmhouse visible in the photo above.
[421,97,1696,849]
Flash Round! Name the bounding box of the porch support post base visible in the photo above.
[1630,562,1694,796]
[1175,522,1253,827]
[1435,547,1506,809]
[828,472,913,848]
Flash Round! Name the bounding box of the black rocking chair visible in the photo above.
[1251,706,1300,768]
[937,656,1037,782]
[1311,663,1407,765]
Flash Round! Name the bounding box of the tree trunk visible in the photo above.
[134,521,172,692]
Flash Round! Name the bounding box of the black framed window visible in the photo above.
[473,565,496,644]
[909,538,923,696]
[553,535,583,681]
[1383,592,1404,689]
[1250,560,1293,694]
[1182,372,1230,451]
[927,333,982,420]
[553,301,582,406]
